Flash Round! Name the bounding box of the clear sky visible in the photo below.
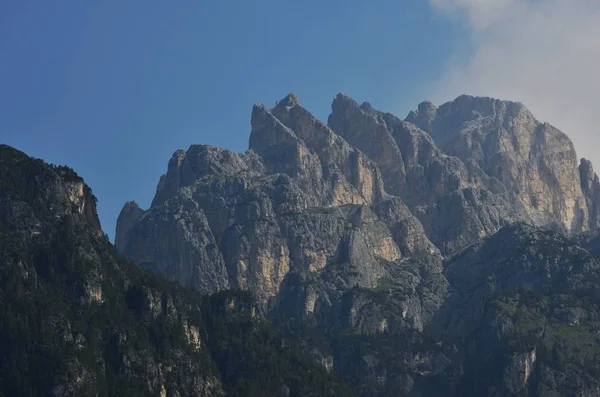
[2,0,598,240]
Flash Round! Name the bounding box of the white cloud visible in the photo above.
[429,0,600,166]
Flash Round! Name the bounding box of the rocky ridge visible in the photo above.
[117,92,600,304]
[112,93,600,396]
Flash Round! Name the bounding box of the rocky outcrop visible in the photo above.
[405,100,438,134]
[251,94,386,206]
[406,96,592,235]
[330,94,600,252]
[328,94,407,195]
[115,200,145,252]
[121,195,230,295]
[580,158,600,230]
[152,145,266,207]
[329,95,514,253]
[329,94,470,205]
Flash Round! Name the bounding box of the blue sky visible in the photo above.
[1,1,469,239]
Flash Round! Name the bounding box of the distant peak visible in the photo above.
[417,101,436,112]
[169,148,187,164]
[360,101,374,111]
[405,101,438,133]
[442,95,528,115]
[187,143,217,153]
[276,93,301,108]
[253,103,269,112]
[581,158,594,168]
[333,92,356,103]
[172,148,186,158]
[331,93,360,113]
[580,158,598,187]
[123,200,140,210]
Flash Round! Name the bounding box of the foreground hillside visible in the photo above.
[0,145,353,397]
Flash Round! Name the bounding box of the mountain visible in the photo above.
[114,93,600,396]
[116,93,600,309]
[3,91,600,397]
[0,145,353,397]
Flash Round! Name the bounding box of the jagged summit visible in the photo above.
[333,92,353,102]
[405,100,437,132]
[276,92,301,107]
[117,90,600,305]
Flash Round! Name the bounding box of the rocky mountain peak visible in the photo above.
[405,100,438,133]
[249,102,299,153]
[328,93,406,195]
[117,91,600,317]
[580,157,600,229]
[402,95,593,236]
[580,158,598,192]
[115,200,144,252]
[359,101,375,113]
[276,92,301,107]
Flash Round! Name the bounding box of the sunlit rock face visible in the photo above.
[117,93,418,314]
[332,94,599,253]
[405,95,594,235]
[118,93,600,316]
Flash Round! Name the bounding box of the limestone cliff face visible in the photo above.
[328,94,407,195]
[120,194,230,295]
[406,95,593,235]
[117,94,436,318]
[250,94,386,206]
[329,95,517,253]
[117,92,600,328]
[330,94,599,252]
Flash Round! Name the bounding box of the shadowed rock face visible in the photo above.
[580,158,600,229]
[115,94,600,396]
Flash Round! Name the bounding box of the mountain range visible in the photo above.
[3,93,600,396]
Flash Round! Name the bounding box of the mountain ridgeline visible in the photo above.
[3,92,600,397]
[115,93,600,396]
[116,93,600,304]
[0,145,353,397]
